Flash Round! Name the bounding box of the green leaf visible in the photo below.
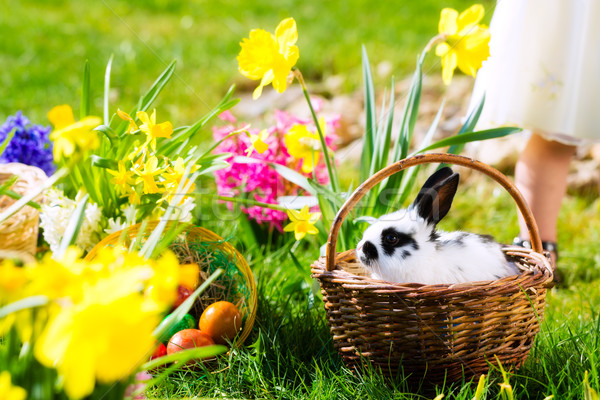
[1,189,41,210]
[103,55,114,125]
[395,100,446,207]
[95,124,118,146]
[90,155,119,170]
[0,175,18,195]
[80,60,91,119]
[410,127,521,155]
[0,127,16,158]
[136,60,177,113]
[141,344,228,371]
[448,93,486,155]
[360,46,376,183]
[385,54,423,192]
[153,268,224,342]
[56,193,89,258]
[159,86,239,157]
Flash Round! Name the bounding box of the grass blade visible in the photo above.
[80,60,91,119]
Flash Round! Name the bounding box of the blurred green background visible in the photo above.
[1,0,494,129]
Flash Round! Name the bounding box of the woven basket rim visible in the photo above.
[312,246,553,294]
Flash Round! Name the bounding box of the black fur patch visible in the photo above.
[380,227,418,256]
[362,241,378,261]
[429,230,440,242]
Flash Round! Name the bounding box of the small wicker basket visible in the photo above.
[0,163,47,256]
[85,221,257,345]
[311,153,553,382]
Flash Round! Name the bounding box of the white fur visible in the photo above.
[356,208,518,285]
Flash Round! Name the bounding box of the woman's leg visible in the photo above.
[515,133,576,260]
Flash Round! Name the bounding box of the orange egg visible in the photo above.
[166,329,215,357]
[199,301,242,345]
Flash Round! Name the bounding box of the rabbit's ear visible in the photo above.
[412,168,459,225]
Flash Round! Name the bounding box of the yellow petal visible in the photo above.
[152,121,173,138]
[441,51,457,85]
[254,137,269,153]
[48,105,75,129]
[275,18,298,53]
[294,228,306,241]
[283,221,297,232]
[438,8,458,35]
[253,69,275,99]
[457,4,485,33]
[287,208,303,221]
[136,111,151,126]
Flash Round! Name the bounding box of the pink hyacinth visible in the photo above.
[213,110,339,231]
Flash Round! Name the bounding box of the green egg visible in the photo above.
[160,313,196,345]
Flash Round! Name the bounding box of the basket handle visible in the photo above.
[325,153,543,271]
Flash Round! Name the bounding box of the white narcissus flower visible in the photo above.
[40,188,104,252]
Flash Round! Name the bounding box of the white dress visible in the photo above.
[470,0,600,145]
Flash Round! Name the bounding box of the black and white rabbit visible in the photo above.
[356,167,519,284]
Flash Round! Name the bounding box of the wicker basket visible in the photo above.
[85,221,257,345]
[311,153,553,382]
[0,163,48,256]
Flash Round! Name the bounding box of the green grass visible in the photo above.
[2,0,493,125]
[145,178,600,399]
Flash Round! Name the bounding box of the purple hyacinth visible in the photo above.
[0,111,55,176]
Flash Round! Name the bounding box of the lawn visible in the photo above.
[2,0,600,399]
[2,0,492,124]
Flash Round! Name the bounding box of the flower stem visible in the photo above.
[293,69,339,193]
[214,195,288,211]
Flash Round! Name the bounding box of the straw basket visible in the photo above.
[85,221,257,345]
[311,153,554,382]
[0,163,47,256]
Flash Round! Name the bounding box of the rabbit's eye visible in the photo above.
[384,233,399,245]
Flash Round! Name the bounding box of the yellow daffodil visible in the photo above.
[34,286,159,399]
[284,123,324,174]
[28,246,185,399]
[435,4,490,85]
[117,109,139,134]
[238,17,299,99]
[161,157,199,205]
[48,104,101,161]
[107,160,136,197]
[284,205,320,241]
[0,260,28,305]
[0,371,26,400]
[137,110,173,151]
[245,130,270,156]
[134,156,165,194]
